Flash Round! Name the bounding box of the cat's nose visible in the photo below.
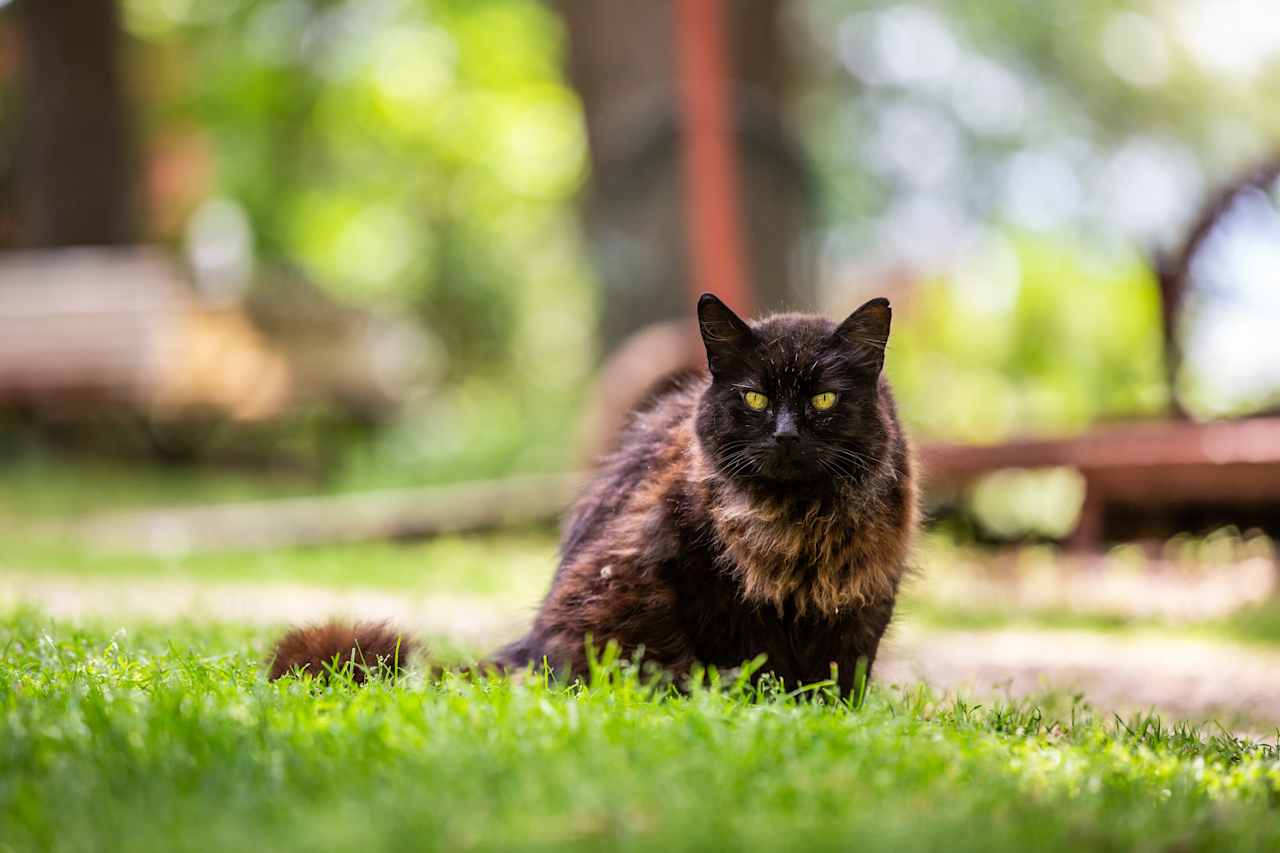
[774,431,800,448]
[773,410,800,445]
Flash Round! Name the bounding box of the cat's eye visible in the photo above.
[743,391,770,411]
[811,392,837,411]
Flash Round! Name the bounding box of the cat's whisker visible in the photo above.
[818,449,877,481]
[826,446,878,474]
[721,450,762,478]
[820,456,859,480]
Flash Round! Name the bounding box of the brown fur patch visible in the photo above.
[267,621,417,682]
[697,430,918,617]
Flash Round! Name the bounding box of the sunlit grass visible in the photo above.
[0,531,557,600]
[5,526,1280,651]
[0,452,318,519]
[0,404,583,521]
[902,595,1280,647]
[2,613,1278,852]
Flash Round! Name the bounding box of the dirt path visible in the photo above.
[878,626,1280,728]
[5,572,1279,727]
[0,573,530,647]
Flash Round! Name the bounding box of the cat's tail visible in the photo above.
[267,621,419,683]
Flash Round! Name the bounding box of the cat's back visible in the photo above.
[560,377,705,565]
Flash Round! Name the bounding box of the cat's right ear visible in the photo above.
[697,293,755,377]
[832,297,891,376]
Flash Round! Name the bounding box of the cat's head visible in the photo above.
[694,293,893,493]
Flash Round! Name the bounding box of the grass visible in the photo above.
[0,453,320,519]
[3,456,1279,848]
[0,411,580,521]
[901,596,1280,651]
[2,612,1279,852]
[1212,600,1280,646]
[0,531,557,600]
[9,527,1280,651]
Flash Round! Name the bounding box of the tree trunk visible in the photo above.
[13,0,138,247]
[558,0,812,352]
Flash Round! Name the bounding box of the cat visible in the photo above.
[269,294,919,694]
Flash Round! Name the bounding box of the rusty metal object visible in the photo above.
[1155,157,1280,417]
[924,417,1280,546]
[928,156,1280,546]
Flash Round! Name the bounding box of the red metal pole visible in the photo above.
[674,0,752,315]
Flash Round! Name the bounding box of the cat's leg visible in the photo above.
[829,602,895,695]
[528,557,696,683]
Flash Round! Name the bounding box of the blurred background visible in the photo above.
[3,0,1280,720]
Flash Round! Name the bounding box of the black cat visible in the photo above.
[271,294,919,694]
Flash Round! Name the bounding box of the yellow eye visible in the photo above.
[811,392,837,411]
[743,391,769,411]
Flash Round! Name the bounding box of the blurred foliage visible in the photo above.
[966,465,1087,540]
[3,0,1279,487]
[796,0,1280,253]
[119,0,598,483]
[888,234,1169,440]
[798,0,1280,436]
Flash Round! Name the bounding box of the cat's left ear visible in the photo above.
[831,297,891,376]
[697,293,755,376]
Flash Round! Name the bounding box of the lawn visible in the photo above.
[5,528,1279,651]
[3,612,1279,853]
[0,532,558,600]
[4,458,1280,849]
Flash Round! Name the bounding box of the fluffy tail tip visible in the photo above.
[267,621,419,683]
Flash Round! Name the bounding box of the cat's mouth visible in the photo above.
[756,446,821,482]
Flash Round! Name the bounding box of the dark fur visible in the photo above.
[268,621,416,683]
[270,295,918,694]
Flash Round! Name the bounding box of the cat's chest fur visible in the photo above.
[659,516,896,686]
[663,463,899,658]
[698,470,906,619]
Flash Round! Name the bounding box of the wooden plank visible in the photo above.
[923,418,1280,549]
[78,473,584,554]
[923,417,1280,490]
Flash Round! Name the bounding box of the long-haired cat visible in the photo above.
[270,294,919,693]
